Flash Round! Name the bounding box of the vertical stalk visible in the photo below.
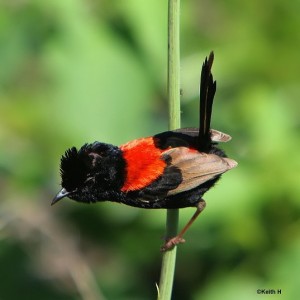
[158,0,180,299]
[168,0,181,131]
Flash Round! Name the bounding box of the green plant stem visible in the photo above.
[158,0,180,299]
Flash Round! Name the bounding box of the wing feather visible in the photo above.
[163,147,237,196]
[173,128,232,143]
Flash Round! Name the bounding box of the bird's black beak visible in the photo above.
[51,188,74,206]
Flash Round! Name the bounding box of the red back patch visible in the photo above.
[120,137,167,192]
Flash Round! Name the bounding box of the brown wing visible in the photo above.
[163,147,237,196]
[210,129,232,142]
[173,128,231,143]
[153,128,232,152]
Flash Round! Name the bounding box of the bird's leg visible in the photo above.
[161,199,206,252]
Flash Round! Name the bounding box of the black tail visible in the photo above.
[198,51,216,152]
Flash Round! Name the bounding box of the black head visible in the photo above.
[52,142,126,205]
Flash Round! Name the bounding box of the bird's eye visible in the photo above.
[86,152,102,168]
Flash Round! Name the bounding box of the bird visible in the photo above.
[52,52,237,251]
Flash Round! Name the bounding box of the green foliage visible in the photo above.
[0,0,299,299]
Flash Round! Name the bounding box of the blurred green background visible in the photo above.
[1,0,299,299]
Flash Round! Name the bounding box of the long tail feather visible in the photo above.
[198,51,216,152]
